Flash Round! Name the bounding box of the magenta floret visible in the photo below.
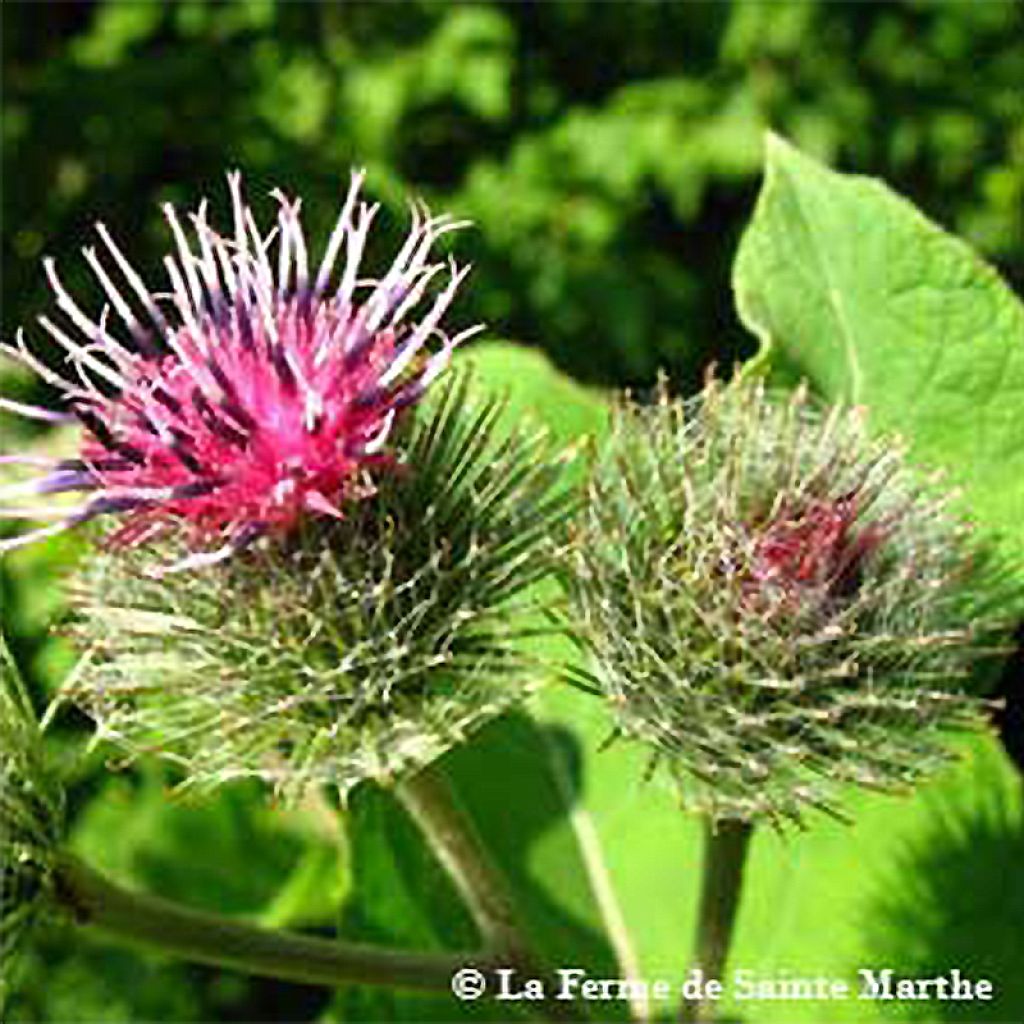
[0,172,480,573]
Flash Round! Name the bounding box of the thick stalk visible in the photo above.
[396,766,588,1024]
[680,819,753,1023]
[396,763,528,960]
[54,852,483,991]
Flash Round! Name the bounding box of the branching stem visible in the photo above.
[397,764,589,1023]
[53,852,484,992]
[397,763,528,959]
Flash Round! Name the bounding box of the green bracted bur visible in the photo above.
[0,630,65,1003]
[66,371,575,802]
[563,375,1018,826]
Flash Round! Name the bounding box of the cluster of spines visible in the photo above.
[565,377,1006,825]
[65,371,575,802]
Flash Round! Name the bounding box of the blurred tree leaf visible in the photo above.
[6,0,1021,394]
[71,766,346,922]
[3,3,1024,1017]
[259,839,349,932]
[862,740,1024,1022]
[70,2,165,69]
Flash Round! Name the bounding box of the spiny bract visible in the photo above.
[66,372,574,801]
[564,376,1011,825]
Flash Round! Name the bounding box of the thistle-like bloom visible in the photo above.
[565,376,1013,825]
[0,172,480,573]
[66,373,573,800]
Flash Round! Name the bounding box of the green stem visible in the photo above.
[53,852,484,991]
[396,765,588,1023]
[680,819,753,1024]
[396,763,528,959]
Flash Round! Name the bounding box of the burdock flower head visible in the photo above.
[1,633,65,998]
[1,171,480,573]
[565,376,1011,825]
[2,176,571,800]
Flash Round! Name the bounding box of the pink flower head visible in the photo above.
[749,492,887,603]
[0,172,482,573]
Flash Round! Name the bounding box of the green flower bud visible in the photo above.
[564,376,1015,825]
[65,373,572,802]
[1,632,65,1001]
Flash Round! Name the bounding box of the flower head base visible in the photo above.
[65,372,573,801]
[1,632,65,999]
[565,376,1012,825]
[1,172,480,573]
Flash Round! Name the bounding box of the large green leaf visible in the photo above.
[460,340,609,471]
[734,133,1024,557]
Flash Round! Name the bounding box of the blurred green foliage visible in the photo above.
[3,0,1021,393]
